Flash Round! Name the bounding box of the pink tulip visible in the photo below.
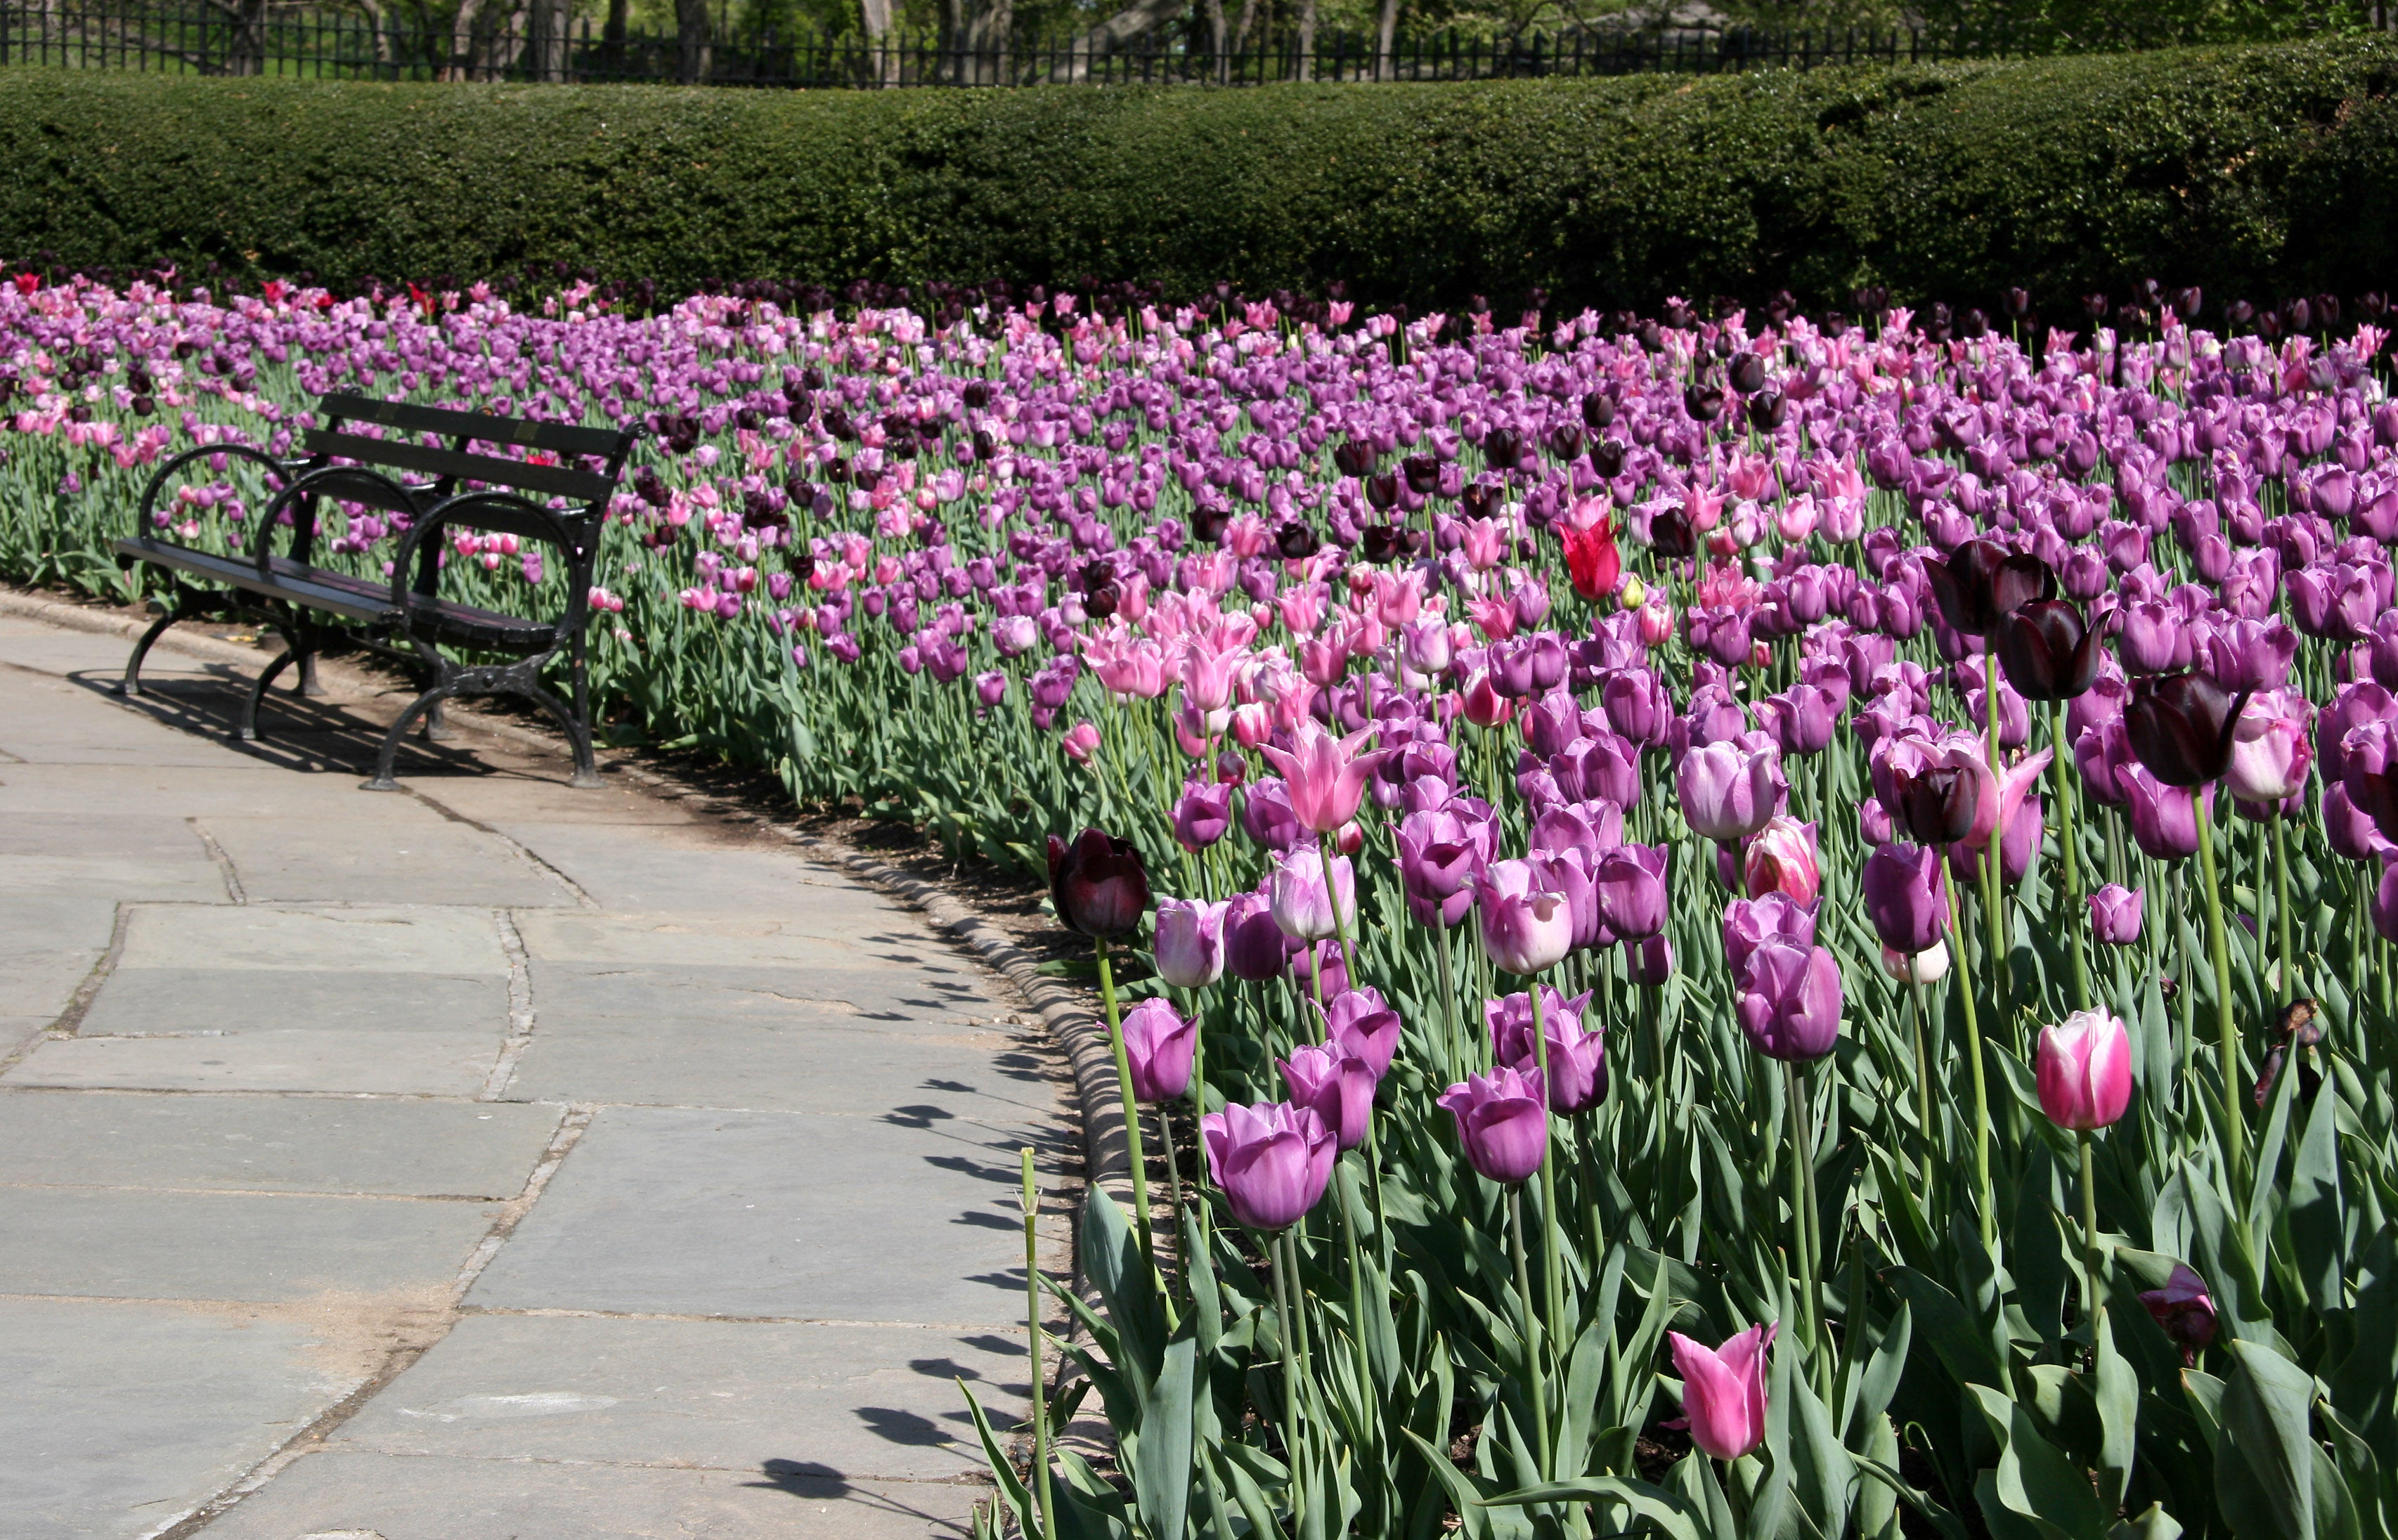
[1062,720,1101,763]
[1741,816,1820,907]
[2035,1008,2134,1130]
[1668,1322,1776,1460]
[2225,690,2314,805]
[1677,737,1784,842]
[1258,717,1399,834]
[1476,858,1575,976]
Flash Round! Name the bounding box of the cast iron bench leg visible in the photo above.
[363,684,449,793]
[119,589,220,698]
[236,647,300,743]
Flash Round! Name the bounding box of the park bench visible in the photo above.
[113,393,635,791]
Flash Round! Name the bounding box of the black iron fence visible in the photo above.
[0,0,2256,87]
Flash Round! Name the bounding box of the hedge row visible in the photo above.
[2,39,2397,312]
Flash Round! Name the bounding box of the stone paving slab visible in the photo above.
[0,811,214,860]
[193,1450,980,1539]
[202,815,578,909]
[0,893,119,1021]
[0,1092,560,1198]
[334,1314,1025,1482]
[0,763,382,817]
[531,959,998,1034]
[6,1029,508,1097]
[514,906,956,966]
[489,820,870,908]
[81,969,510,1037]
[118,905,512,976]
[0,1186,499,1302]
[467,1106,1041,1324]
[502,1015,1049,1120]
[0,852,231,903]
[0,1298,351,1540]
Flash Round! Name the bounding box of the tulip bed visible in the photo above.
[8,272,2398,1540]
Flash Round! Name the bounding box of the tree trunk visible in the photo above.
[1295,0,1314,81]
[961,0,1009,84]
[1229,0,1255,76]
[602,0,627,72]
[675,0,711,82]
[1373,0,1396,79]
[531,0,568,80]
[445,0,483,79]
[1204,0,1224,80]
[858,0,895,84]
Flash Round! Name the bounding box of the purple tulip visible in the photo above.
[2138,1264,2218,1366]
[1628,934,1675,985]
[1202,1101,1336,1231]
[1269,843,1353,942]
[1281,1043,1378,1151]
[1122,998,1198,1103]
[1153,896,1228,988]
[1320,986,1403,1080]
[1174,779,1234,851]
[2201,616,2300,694]
[2088,884,2144,945]
[1394,805,1486,928]
[1600,667,1670,745]
[1224,890,1295,981]
[2000,793,2043,885]
[1861,842,1947,955]
[2378,862,2398,944]
[2121,767,2205,860]
[1722,892,1816,975]
[1240,776,1303,851]
[1437,1066,1550,1184]
[1678,737,1784,842]
[1593,842,1669,939]
[1734,940,1844,1061]
[2324,784,2395,862]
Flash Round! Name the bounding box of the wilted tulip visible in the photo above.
[1437,1066,1550,1183]
[1122,998,1198,1102]
[1153,897,1229,988]
[2035,1008,2134,1130]
[1047,828,1151,940]
[2088,884,2144,945]
[1202,1101,1336,1231]
[1668,1323,1776,1461]
[2137,1264,2218,1366]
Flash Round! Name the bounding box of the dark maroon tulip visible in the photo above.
[1995,598,2102,701]
[1365,472,1400,512]
[1925,539,2054,638]
[1683,384,1725,422]
[1548,425,1583,461]
[1275,522,1321,560]
[1581,392,1616,431]
[1891,766,1981,846]
[1402,453,1440,496]
[1359,524,1419,564]
[2124,673,2250,788]
[1332,439,1375,478]
[1046,828,1151,940]
[1484,427,1525,471]
[2002,287,2032,318]
[1727,353,1767,396]
[1652,505,1697,560]
[1590,439,1626,479]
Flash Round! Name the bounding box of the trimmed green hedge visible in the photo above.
[2,39,2396,311]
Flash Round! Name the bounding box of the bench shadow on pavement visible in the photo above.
[67,664,506,782]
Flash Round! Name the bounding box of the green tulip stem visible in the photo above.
[2078,1129,2105,1373]
[1436,919,1463,1083]
[1526,981,1569,1377]
[1784,1056,1829,1401]
[1945,878,1999,1250]
[1157,1101,1186,1295]
[2271,813,2297,1002]
[1907,969,1936,1167]
[1338,1158,1378,1459]
[1020,1148,1058,1540]
[1093,940,1166,1312]
[1983,650,2011,1034]
[2192,794,2248,1192]
[1318,837,1359,997]
[2052,704,2092,1011]
[1272,1230,1307,1511]
[1508,1186,1555,1482]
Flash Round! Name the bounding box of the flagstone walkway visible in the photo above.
[0,609,1066,1539]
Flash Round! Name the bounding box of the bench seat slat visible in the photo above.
[115,539,557,651]
[303,429,616,505]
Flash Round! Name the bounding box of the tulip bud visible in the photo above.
[2035,1009,2134,1130]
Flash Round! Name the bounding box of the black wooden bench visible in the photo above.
[114,393,635,791]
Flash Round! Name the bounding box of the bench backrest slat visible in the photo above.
[316,392,630,463]
[303,429,617,507]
